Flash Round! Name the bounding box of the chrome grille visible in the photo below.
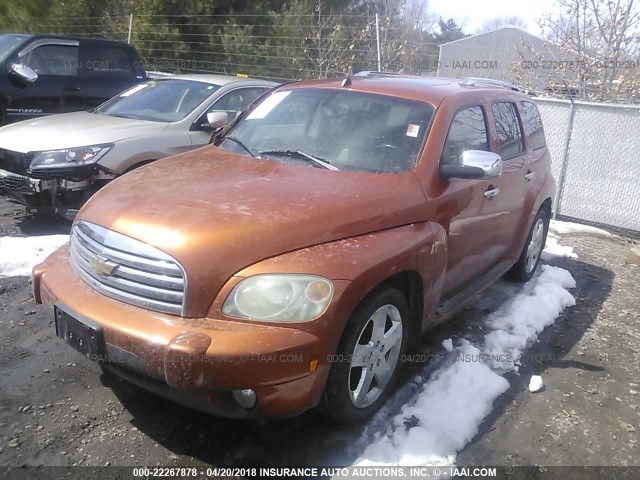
[69,221,186,315]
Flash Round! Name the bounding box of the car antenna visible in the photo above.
[341,76,352,87]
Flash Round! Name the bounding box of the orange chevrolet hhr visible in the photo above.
[33,73,554,425]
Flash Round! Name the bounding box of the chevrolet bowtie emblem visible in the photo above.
[89,256,118,276]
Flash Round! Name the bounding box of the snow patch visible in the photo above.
[528,375,544,393]
[549,220,611,238]
[482,265,576,372]
[353,265,576,467]
[441,338,453,352]
[0,235,68,278]
[541,233,578,261]
[356,341,509,466]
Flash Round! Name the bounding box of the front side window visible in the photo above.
[492,102,524,160]
[209,88,268,115]
[23,44,79,76]
[96,79,220,122]
[442,105,489,164]
[521,101,546,150]
[220,88,435,173]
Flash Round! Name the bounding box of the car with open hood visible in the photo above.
[33,73,555,424]
[0,74,275,219]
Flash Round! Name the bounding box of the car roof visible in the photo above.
[12,34,137,46]
[285,73,527,106]
[1,33,133,48]
[158,73,277,87]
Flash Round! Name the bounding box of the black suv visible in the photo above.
[0,34,147,125]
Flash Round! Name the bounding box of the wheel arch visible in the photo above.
[381,271,424,352]
[540,196,552,218]
[123,159,157,174]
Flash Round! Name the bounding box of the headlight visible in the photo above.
[222,274,333,322]
[29,144,112,170]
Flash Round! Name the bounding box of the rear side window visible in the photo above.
[82,44,134,77]
[492,102,524,160]
[23,44,79,76]
[442,106,489,164]
[521,101,546,150]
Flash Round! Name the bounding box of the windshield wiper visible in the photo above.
[258,150,339,171]
[225,136,255,157]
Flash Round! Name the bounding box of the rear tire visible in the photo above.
[506,208,549,282]
[320,285,409,425]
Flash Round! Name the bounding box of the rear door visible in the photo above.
[5,38,82,123]
[519,100,548,186]
[78,41,145,108]
[485,100,529,263]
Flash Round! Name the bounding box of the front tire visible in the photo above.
[506,209,549,282]
[320,286,409,425]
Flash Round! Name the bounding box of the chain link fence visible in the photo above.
[537,97,640,233]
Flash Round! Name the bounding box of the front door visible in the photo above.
[430,103,508,295]
[4,39,83,123]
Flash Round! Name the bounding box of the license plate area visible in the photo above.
[55,307,104,362]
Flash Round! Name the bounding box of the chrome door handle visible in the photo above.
[525,170,535,181]
[484,187,500,199]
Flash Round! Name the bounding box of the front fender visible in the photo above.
[207,222,437,344]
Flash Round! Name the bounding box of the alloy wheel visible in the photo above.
[348,304,403,408]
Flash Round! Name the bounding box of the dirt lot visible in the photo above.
[0,196,638,475]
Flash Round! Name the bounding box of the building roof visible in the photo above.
[438,26,548,48]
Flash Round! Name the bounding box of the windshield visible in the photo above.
[219,88,434,173]
[0,34,29,62]
[96,79,220,122]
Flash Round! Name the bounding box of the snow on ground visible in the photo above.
[542,219,612,261]
[354,265,577,467]
[542,233,578,261]
[549,219,612,238]
[0,235,69,278]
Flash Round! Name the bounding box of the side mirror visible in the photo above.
[205,111,230,129]
[440,150,502,180]
[10,63,38,83]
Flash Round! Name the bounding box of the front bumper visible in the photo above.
[33,245,330,419]
[0,168,95,220]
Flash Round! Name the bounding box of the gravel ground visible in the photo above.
[0,197,638,476]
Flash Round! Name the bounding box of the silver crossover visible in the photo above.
[0,74,275,219]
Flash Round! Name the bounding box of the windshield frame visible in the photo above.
[217,86,436,174]
[95,78,221,123]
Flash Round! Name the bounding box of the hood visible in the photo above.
[0,112,166,153]
[77,146,429,316]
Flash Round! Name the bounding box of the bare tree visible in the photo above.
[538,0,640,102]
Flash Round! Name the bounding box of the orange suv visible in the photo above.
[33,73,554,425]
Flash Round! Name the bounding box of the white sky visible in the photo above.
[428,0,553,35]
